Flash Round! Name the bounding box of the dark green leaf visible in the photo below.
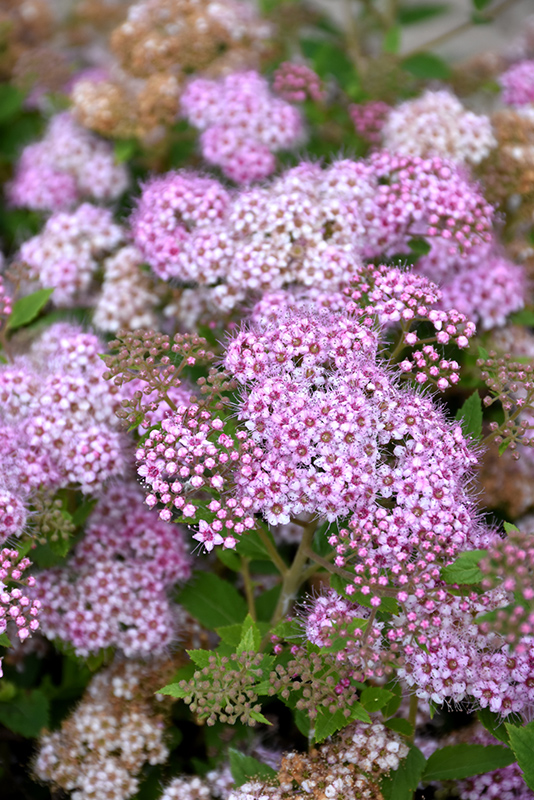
[455,391,483,441]
[381,746,426,800]
[383,681,403,718]
[360,686,395,712]
[314,702,371,743]
[216,549,241,571]
[506,720,534,790]
[72,498,98,527]
[408,237,431,255]
[509,308,534,327]
[0,690,49,737]
[398,4,450,25]
[176,572,248,628]
[385,718,414,737]
[0,86,24,124]
[402,52,451,80]
[441,549,487,585]
[229,748,277,786]
[472,0,492,9]
[256,585,281,622]
[7,288,54,331]
[478,707,522,745]
[422,744,515,781]
[237,614,262,654]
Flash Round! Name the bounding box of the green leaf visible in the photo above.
[236,528,284,565]
[0,633,12,648]
[0,86,24,124]
[382,681,402,718]
[314,702,371,743]
[249,709,273,726]
[408,237,431,256]
[114,138,137,164]
[383,25,401,54]
[72,498,98,527]
[157,682,189,699]
[402,52,451,80]
[472,0,492,9]
[441,549,487,585]
[381,746,426,800]
[0,690,49,737]
[360,686,395,712]
[228,748,277,787]
[478,707,522,745]
[455,391,483,441]
[256,585,281,622]
[509,308,534,326]
[504,521,520,535]
[398,4,449,25]
[422,744,515,781]
[176,572,248,629]
[187,649,212,668]
[7,288,54,331]
[237,614,262,655]
[385,718,414,737]
[216,548,241,571]
[506,720,534,790]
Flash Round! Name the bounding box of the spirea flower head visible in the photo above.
[500,60,534,106]
[350,100,391,145]
[382,89,496,165]
[7,112,129,212]
[33,482,191,656]
[131,155,493,322]
[0,549,40,646]
[19,203,124,306]
[181,71,305,183]
[273,62,325,103]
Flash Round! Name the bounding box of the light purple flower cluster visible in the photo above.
[500,59,534,107]
[33,481,191,656]
[0,549,40,651]
[19,203,124,307]
[7,112,129,212]
[350,100,391,145]
[416,239,525,330]
[181,71,304,183]
[132,155,494,321]
[381,89,496,165]
[0,324,128,543]
[272,62,325,103]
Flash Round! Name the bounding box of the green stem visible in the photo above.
[303,547,356,583]
[257,525,289,577]
[407,694,418,742]
[241,556,256,621]
[270,520,318,627]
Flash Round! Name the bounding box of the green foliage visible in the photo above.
[0,689,49,737]
[300,38,359,96]
[402,52,451,80]
[422,744,515,781]
[383,26,401,55]
[229,748,277,786]
[506,720,534,790]
[441,549,486,585]
[176,572,248,628]
[503,521,520,535]
[398,4,450,25]
[472,0,492,9]
[385,718,413,737]
[381,746,426,800]
[478,707,522,745]
[360,686,395,712]
[7,288,54,331]
[0,632,12,648]
[313,700,371,743]
[455,391,483,441]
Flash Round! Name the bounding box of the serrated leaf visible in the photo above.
[478,707,522,745]
[229,748,277,786]
[249,709,273,726]
[7,288,54,331]
[402,52,451,80]
[360,686,395,712]
[157,682,189,699]
[455,391,483,441]
[381,746,426,799]
[385,718,414,737]
[506,720,534,790]
[383,681,402,718]
[422,744,515,781]
[176,572,247,629]
[187,649,212,668]
[237,614,261,655]
[314,702,371,743]
[0,690,49,737]
[216,548,241,571]
[0,85,24,124]
[398,4,449,25]
[441,549,487,585]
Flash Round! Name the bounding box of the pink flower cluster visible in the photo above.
[382,90,496,165]
[33,482,191,656]
[500,59,534,106]
[132,155,494,321]
[272,62,325,103]
[19,204,124,307]
[350,101,391,145]
[416,239,525,330]
[0,549,40,652]
[181,71,304,182]
[0,324,129,543]
[7,112,129,212]
[0,275,12,320]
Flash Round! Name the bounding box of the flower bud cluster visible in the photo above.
[477,351,534,454]
[34,658,172,800]
[181,71,304,183]
[33,481,191,656]
[7,112,128,212]
[273,62,325,104]
[382,89,496,165]
[350,100,391,144]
